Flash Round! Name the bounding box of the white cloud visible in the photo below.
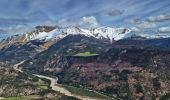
[135,21,156,29]
[158,27,170,33]
[131,27,140,32]
[79,16,99,28]
[57,16,99,28]
[126,19,140,24]
[127,19,156,29]
[148,13,170,22]
[0,24,33,35]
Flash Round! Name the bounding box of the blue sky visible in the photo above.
[0,0,170,39]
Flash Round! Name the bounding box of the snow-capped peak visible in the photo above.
[90,27,131,42]
[25,26,131,43]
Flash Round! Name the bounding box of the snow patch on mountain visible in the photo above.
[25,26,131,43]
[90,27,131,42]
[28,29,59,41]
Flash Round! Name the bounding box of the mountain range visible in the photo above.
[0,26,131,65]
[0,25,170,100]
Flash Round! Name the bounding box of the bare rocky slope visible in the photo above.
[0,26,57,65]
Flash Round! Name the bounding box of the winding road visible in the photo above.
[13,61,102,100]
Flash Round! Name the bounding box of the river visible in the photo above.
[14,61,100,100]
